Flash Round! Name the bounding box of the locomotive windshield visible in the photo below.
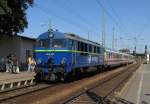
[37,39,49,48]
[53,39,65,48]
[37,39,65,48]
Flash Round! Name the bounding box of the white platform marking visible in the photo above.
[136,65,144,104]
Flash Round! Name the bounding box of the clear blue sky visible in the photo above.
[23,0,150,53]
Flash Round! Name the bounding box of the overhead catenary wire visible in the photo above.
[107,0,128,34]
[35,3,90,34]
[61,0,100,31]
[52,0,101,41]
[95,0,127,35]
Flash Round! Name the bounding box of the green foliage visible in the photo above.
[0,0,33,35]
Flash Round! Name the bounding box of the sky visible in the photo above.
[23,0,150,53]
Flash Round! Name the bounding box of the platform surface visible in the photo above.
[119,64,150,104]
[0,72,35,84]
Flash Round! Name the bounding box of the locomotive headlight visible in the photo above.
[48,33,54,38]
[37,59,42,64]
[61,57,66,65]
[48,29,54,38]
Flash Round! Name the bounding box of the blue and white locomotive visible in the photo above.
[34,29,105,81]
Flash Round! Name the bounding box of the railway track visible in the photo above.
[0,63,140,104]
[63,63,140,104]
[0,83,58,103]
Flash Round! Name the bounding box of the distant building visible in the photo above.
[119,48,130,54]
[0,35,36,63]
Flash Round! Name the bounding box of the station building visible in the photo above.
[0,35,36,64]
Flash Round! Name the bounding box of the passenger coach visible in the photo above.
[104,48,135,67]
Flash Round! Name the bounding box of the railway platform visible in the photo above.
[0,72,35,91]
[118,64,150,104]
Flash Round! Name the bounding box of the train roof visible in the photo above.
[105,48,132,56]
[64,33,102,47]
[38,30,103,47]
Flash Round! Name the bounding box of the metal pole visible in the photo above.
[112,26,115,49]
[102,9,106,47]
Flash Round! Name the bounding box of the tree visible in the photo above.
[0,0,33,35]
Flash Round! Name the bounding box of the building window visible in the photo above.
[26,50,32,59]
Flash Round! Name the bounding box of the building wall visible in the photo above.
[20,38,35,63]
[0,36,21,61]
[0,35,35,63]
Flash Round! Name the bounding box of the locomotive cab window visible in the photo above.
[37,39,49,48]
[37,39,65,48]
[53,39,65,48]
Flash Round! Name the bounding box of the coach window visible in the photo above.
[109,52,111,58]
[97,47,100,53]
[92,45,94,53]
[100,47,104,53]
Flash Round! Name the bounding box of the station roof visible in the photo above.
[0,34,36,41]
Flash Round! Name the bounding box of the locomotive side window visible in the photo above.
[81,42,84,51]
[89,44,92,52]
[84,43,88,52]
[94,46,96,53]
[84,43,88,55]
[80,42,84,55]
[68,39,74,49]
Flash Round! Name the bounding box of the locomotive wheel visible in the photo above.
[76,69,82,80]
[62,73,72,82]
[35,73,42,82]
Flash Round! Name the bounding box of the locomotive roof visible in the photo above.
[38,31,65,39]
[64,33,102,47]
